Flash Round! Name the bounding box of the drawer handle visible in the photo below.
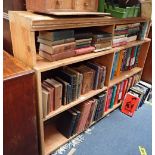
[84,2,89,6]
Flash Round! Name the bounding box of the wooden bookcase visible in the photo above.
[9,11,151,155]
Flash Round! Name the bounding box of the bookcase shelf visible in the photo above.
[44,102,122,155]
[44,86,107,121]
[9,11,151,155]
[109,67,143,87]
[35,39,150,72]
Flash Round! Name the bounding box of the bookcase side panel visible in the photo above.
[138,41,151,68]
[9,12,36,68]
[35,71,45,155]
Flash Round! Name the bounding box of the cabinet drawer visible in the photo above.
[74,0,98,12]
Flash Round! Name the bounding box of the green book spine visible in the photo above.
[110,85,117,108]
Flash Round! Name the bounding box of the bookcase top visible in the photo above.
[9,11,148,31]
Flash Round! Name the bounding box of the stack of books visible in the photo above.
[56,91,107,138]
[91,30,112,52]
[127,23,140,42]
[38,29,76,61]
[110,45,141,80]
[74,29,95,55]
[113,24,128,47]
[105,74,141,112]
[41,62,107,118]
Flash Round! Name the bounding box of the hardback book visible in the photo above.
[121,79,129,100]
[74,65,95,95]
[121,92,140,117]
[134,45,141,67]
[115,24,128,30]
[39,42,76,55]
[91,30,112,39]
[44,78,62,110]
[118,81,125,103]
[99,65,106,89]
[127,35,137,42]
[74,30,93,40]
[42,88,49,118]
[128,23,140,28]
[85,99,98,128]
[109,85,117,109]
[128,46,136,70]
[67,84,72,104]
[76,43,91,49]
[39,50,75,62]
[85,62,101,90]
[104,88,113,111]
[55,76,69,105]
[94,46,112,52]
[75,46,95,55]
[112,41,127,47]
[76,38,92,44]
[111,52,119,80]
[38,37,75,46]
[126,77,133,92]
[113,35,126,39]
[114,83,121,105]
[76,100,93,134]
[56,109,78,138]
[114,30,128,35]
[121,49,128,71]
[64,67,83,99]
[115,50,124,76]
[56,70,74,102]
[42,82,54,112]
[125,48,132,70]
[93,40,112,50]
[39,30,74,41]
[113,37,128,44]
[71,108,81,136]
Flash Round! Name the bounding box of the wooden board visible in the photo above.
[44,102,122,155]
[44,86,107,121]
[35,39,150,72]
[9,11,148,31]
[35,11,111,16]
[109,67,143,87]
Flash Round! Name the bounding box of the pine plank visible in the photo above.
[35,39,150,72]
[109,67,143,87]
[44,86,107,121]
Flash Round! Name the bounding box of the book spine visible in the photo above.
[110,85,117,108]
[75,46,95,55]
[114,83,121,105]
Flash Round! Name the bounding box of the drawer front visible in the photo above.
[75,0,98,12]
[45,0,74,10]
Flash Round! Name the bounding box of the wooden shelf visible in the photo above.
[44,86,107,121]
[9,11,148,31]
[109,67,143,87]
[34,39,150,72]
[44,102,122,155]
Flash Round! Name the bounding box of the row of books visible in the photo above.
[105,74,141,111]
[42,62,106,118]
[111,45,141,79]
[56,91,107,138]
[121,80,152,117]
[113,23,141,47]
[38,29,112,61]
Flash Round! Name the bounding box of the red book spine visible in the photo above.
[104,88,112,111]
[75,46,95,55]
[121,79,129,100]
[112,41,127,47]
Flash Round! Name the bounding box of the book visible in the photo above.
[42,88,49,118]
[115,50,124,76]
[114,83,121,105]
[71,108,81,136]
[128,46,136,70]
[39,30,74,41]
[39,50,75,62]
[109,85,117,108]
[127,35,138,42]
[121,79,129,100]
[112,41,127,47]
[121,93,140,117]
[39,42,76,55]
[55,76,69,105]
[134,45,141,67]
[98,65,106,89]
[125,48,132,70]
[126,77,133,92]
[75,46,95,55]
[76,38,92,44]
[74,65,95,95]
[64,67,83,99]
[121,49,128,71]
[44,79,63,110]
[42,82,54,112]
[118,81,124,103]
[56,110,78,138]
[38,37,75,46]
[74,30,93,40]
[76,100,93,134]
[85,61,102,90]
[92,31,112,39]
[93,40,112,50]
[104,88,112,111]
[113,37,128,44]
[111,52,119,79]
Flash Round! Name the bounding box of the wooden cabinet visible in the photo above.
[26,0,98,13]
[3,51,39,155]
